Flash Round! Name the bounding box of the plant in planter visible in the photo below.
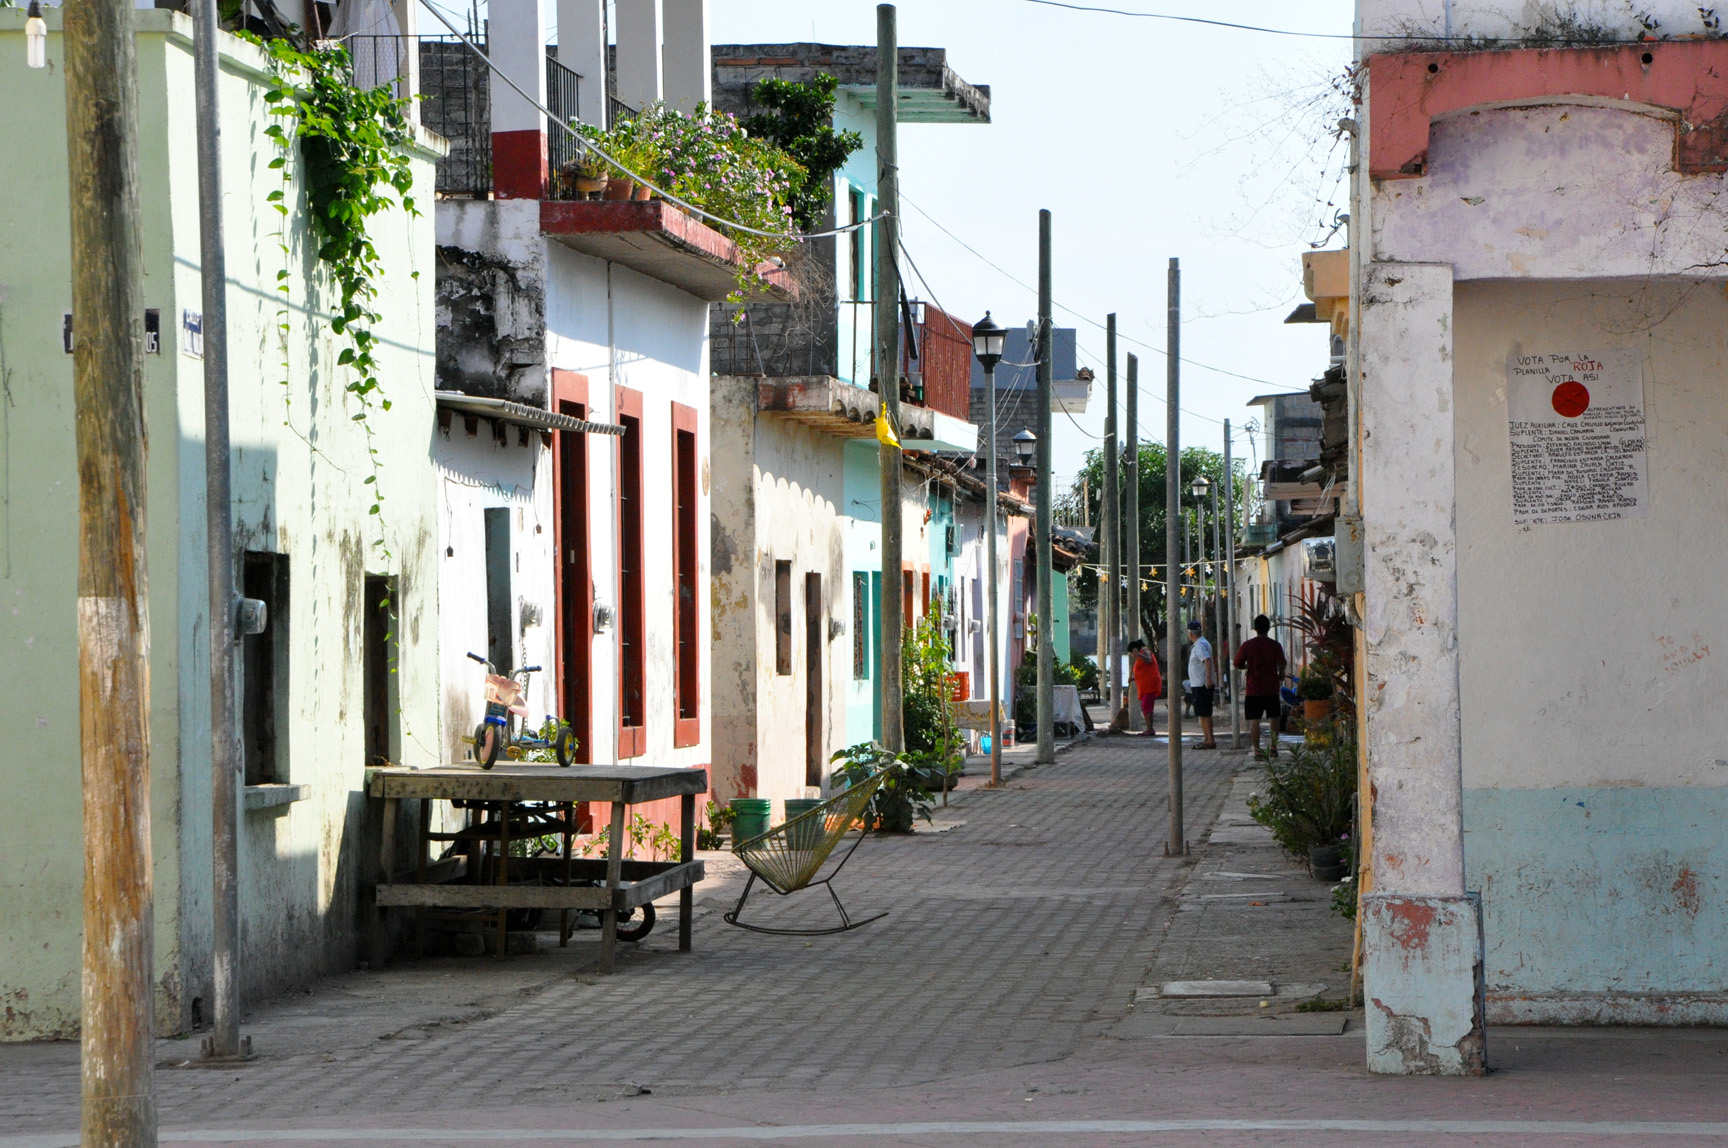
[1246,739,1357,879]
[830,742,943,833]
[903,603,964,792]
[1296,664,1335,725]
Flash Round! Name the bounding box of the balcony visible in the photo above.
[540,200,793,302]
[753,377,976,451]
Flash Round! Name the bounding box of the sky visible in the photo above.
[431,0,1358,488]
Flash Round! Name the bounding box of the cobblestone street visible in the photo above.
[6,738,1728,1146]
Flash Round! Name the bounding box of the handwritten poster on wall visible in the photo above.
[1506,349,1647,525]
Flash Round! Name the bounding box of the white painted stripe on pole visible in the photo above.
[9,1118,1728,1145]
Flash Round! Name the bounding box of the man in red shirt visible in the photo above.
[1127,639,1163,736]
[1234,614,1287,756]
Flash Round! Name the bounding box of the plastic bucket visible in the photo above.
[783,798,824,851]
[729,798,771,845]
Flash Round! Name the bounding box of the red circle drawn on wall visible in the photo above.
[1551,381,1591,418]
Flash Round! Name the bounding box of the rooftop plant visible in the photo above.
[741,74,863,230]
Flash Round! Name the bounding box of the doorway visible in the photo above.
[804,572,823,788]
[556,393,592,762]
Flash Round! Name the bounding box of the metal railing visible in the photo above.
[546,55,582,178]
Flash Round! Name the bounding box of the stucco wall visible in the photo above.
[1453,278,1728,1009]
[0,12,442,1038]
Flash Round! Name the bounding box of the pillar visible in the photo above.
[661,0,710,114]
[558,0,608,127]
[1357,261,1486,1076]
[490,0,547,199]
[615,0,663,112]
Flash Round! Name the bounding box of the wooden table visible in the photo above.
[366,763,708,973]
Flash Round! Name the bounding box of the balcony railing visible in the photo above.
[345,35,585,200]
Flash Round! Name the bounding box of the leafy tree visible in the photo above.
[742,74,864,230]
[1061,444,1245,644]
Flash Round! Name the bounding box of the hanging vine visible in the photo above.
[246,32,418,546]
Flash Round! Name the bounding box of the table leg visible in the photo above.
[679,792,695,952]
[600,799,627,974]
[370,795,397,970]
[560,800,573,948]
[497,801,510,960]
[415,799,432,958]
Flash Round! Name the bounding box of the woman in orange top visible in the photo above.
[1128,639,1163,736]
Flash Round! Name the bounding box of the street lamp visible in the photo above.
[1012,429,1037,466]
[972,311,1006,787]
[1189,474,1211,500]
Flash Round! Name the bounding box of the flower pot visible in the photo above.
[632,182,653,202]
[1310,844,1349,882]
[1302,698,1332,724]
[573,174,608,199]
[602,176,636,201]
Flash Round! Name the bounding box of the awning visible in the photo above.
[436,391,624,436]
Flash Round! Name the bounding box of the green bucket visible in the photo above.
[783,798,824,851]
[729,798,771,846]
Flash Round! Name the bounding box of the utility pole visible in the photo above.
[1224,419,1241,750]
[1034,210,1056,763]
[1125,352,1141,720]
[1165,257,1184,855]
[1101,314,1119,723]
[1211,478,1224,714]
[65,0,159,1142]
[194,0,248,1064]
[874,3,903,751]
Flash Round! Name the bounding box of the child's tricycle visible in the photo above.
[467,652,574,768]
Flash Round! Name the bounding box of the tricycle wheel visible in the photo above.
[474,722,501,769]
[554,724,574,767]
[616,902,655,943]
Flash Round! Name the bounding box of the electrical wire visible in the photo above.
[415,0,884,242]
[1013,0,1685,43]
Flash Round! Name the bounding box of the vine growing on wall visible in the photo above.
[245,32,418,544]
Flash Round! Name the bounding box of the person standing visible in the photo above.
[1186,619,1217,749]
[1127,639,1163,737]
[1234,614,1288,756]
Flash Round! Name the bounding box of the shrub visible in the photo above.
[1247,739,1357,858]
[830,742,943,833]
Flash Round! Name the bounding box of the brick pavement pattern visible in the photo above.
[0,738,1238,1131]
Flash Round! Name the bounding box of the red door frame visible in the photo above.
[551,369,593,764]
[615,385,647,759]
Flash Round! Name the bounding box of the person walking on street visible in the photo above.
[1235,614,1287,756]
[1127,639,1162,737]
[1186,619,1218,749]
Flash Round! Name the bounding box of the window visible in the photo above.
[617,387,646,756]
[852,572,869,679]
[775,559,793,676]
[849,186,866,301]
[241,551,289,785]
[672,403,700,747]
[362,574,397,766]
[483,507,513,673]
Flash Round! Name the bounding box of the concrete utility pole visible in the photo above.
[1034,210,1056,764]
[874,3,903,751]
[194,0,248,1064]
[1224,419,1240,750]
[1165,257,1184,855]
[64,0,160,1142]
[1211,479,1225,711]
[1125,353,1141,728]
[1101,313,1119,721]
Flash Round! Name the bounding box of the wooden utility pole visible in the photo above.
[874,3,904,751]
[1165,257,1185,855]
[1034,210,1055,763]
[1101,314,1119,721]
[1224,419,1241,750]
[65,0,159,1142]
[1125,352,1142,713]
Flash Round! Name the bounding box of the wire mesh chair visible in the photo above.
[723,770,889,936]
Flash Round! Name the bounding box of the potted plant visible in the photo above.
[563,152,610,200]
[1297,665,1334,723]
[1246,739,1357,881]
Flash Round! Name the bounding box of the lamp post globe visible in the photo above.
[971,311,1006,371]
[1012,429,1037,466]
[1190,474,1211,500]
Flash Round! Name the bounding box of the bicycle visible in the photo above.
[466,652,574,768]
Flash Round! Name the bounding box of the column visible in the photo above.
[558,0,608,127]
[661,0,710,114]
[490,0,548,199]
[615,0,663,112]
[1357,260,1485,1076]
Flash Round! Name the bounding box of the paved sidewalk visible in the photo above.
[5,740,1728,1146]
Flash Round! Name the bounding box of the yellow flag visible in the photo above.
[875,411,901,449]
